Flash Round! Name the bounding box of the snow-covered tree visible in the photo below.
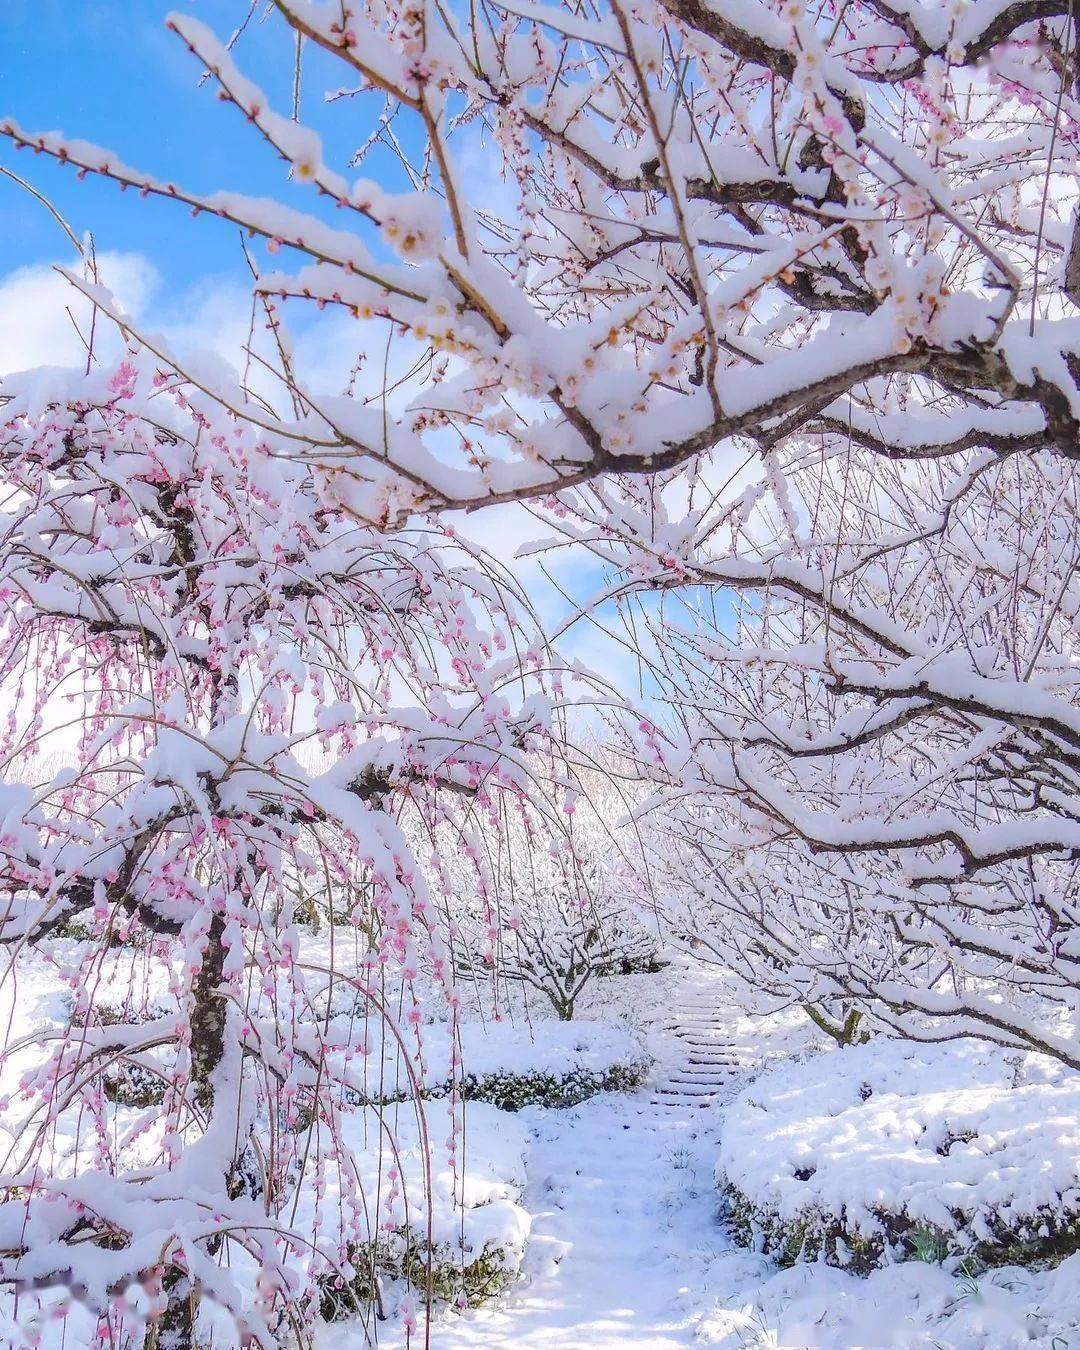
[603,425,1078,1064]
[2,0,1080,1332]
[8,2,1080,522]
[419,758,661,1020]
[0,357,555,1342]
[656,837,875,1047]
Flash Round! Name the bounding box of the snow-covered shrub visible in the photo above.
[719,1039,1080,1274]
[318,1235,513,1323]
[443,1020,650,1110]
[450,1020,647,1089]
[321,1016,650,1110]
[69,991,174,1110]
[453,1059,647,1113]
[698,1247,1080,1348]
[299,1099,531,1321]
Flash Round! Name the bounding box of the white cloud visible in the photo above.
[158,274,255,376]
[0,251,159,376]
[0,252,311,413]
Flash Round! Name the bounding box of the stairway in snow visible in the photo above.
[648,986,749,1111]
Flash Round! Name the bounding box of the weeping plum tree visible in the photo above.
[0,359,557,1343]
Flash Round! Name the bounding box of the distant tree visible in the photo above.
[422,759,661,1020]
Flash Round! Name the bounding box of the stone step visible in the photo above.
[646,997,748,1112]
[674,1059,736,1070]
[669,1071,738,1084]
[653,1081,723,1097]
[649,1099,716,1111]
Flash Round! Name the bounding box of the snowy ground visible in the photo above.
[318,964,793,1348]
[4,949,1078,1348]
[326,965,1080,1350]
[323,1093,729,1349]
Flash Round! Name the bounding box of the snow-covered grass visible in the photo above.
[718,1036,1080,1273]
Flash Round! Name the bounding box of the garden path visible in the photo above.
[380,972,752,1348]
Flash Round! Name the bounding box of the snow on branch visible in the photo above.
[4,0,1080,520]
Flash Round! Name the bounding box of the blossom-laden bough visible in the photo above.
[0,359,559,1345]
[6,0,1080,522]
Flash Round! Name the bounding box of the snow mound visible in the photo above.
[697,1247,1080,1348]
[718,1038,1080,1271]
[453,1018,645,1082]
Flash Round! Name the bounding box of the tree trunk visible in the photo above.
[803,1001,867,1046]
[150,913,228,1348]
[148,1269,196,1350]
[190,912,228,1110]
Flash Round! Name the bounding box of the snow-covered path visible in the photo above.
[316,970,1080,1350]
[409,1094,729,1348]
[371,979,751,1349]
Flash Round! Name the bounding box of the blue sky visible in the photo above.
[5,1,257,288]
[1,1,409,289]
